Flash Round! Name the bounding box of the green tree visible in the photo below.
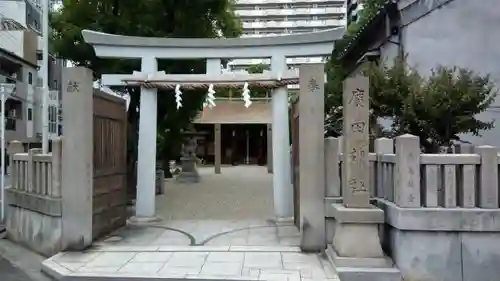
[51,0,242,190]
[386,64,496,152]
[325,59,497,152]
[246,63,270,98]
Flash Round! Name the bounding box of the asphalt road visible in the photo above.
[0,256,34,281]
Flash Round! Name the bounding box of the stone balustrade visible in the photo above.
[323,134,500,281]
[5,138,63,257]
[10,149,61,198]
[325,135,499,209]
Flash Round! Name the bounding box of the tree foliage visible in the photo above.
[325,0,496,152]
[51,0,242,184]
[325,59,497,152]
[246,63,270,98]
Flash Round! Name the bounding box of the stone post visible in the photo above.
[51,137,62,197]
[476,145,498,208]
[374,137,394,199]
[325,137,341,197]
[267,124,273,173]
[394,134,421,207]
[27,148,42,193]
[341,76,370,208]
[214,123,222,174]
[459,143,474,153]
[298,63,325,251]
[328,76,400,281]
[61,67,93,250]
[7,140,23,179]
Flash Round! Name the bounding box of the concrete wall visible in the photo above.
[386,227,500,281]
[0,30,38,65]
[379,0,500,147]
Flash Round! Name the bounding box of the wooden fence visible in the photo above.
[325,134,500,209]
[92,90,128,239]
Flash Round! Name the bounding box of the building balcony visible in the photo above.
[0,74,19,84]
[236,0,344,4]
[241,19,345,29]
[0,74,27,102]
[236,7,345,17]
[0,30,38,65]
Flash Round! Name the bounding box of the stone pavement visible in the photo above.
[92,220,301,247]
[41,166,340,280]
[43,247,339,280]
[156,166,274,220]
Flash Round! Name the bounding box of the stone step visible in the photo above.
[336,267,402,281]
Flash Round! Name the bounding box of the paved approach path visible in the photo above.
[42,166,340,280]
[156,166,274,220]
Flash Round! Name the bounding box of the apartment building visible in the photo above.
[0,0,64,147]
[0,46,37,144]
[228,0,346,71]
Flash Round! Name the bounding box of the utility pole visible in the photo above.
[41,0,49,153]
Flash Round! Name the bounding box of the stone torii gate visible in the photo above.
[82,29,343,222]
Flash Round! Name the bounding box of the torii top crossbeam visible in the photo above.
[81,28,344,59]
[104,70,300,90]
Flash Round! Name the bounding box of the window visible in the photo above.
[5,118,16,131]
[28,108,32,121]
[48,105,58,133]
[28,72,33,85]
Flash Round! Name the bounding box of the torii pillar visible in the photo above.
[133,56,159,221]
[271,55,293,219]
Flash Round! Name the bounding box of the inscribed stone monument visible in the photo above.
[342,76,370,208]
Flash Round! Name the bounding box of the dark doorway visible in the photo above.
[193,124,268,166]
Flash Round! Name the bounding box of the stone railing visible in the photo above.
[10,149,61,197]
[325,134,499,208]
[323,134,500,281]
[5,138,63,257]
